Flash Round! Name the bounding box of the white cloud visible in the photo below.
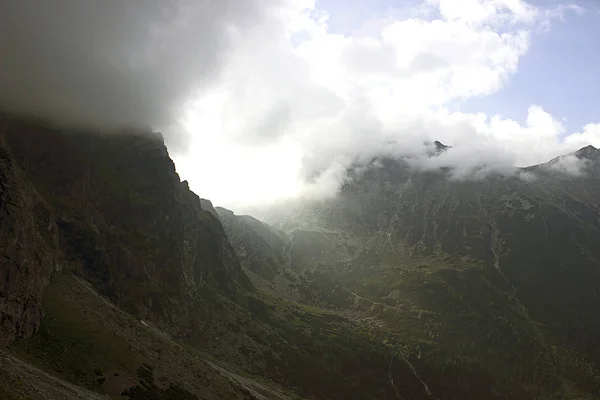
[175,0,597,209]
[426,0,538,25]
[1,0,595,209]
[546,154,588,175]
[563,123,600,148]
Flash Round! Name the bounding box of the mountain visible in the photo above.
[244,144,600,399]
[215,207,291,283]
[1,117,252,339]
[0,117,446,400]
[3,113,600,399]
[0,126,63,345]
[0,116,284,399]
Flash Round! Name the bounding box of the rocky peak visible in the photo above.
[575,144,600,160]
[423,140,451,157]
[200,197,221,220]
[433,140,449,152]
[1,117,251,341]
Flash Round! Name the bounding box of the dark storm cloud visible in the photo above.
[0,0,273,149]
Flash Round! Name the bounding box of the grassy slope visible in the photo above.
[208,208,600,399]
[3,259,599,399]
[0,349,111,400]
[309,252,600,400]
[0,267,481,400]
[1,268,433,400]
[4,273,301,400]
[192,256,600,400]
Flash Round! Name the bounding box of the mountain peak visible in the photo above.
[433,140,449,151]
[200,198,220,220]
[575,144,599,160]
[423,140,450,157]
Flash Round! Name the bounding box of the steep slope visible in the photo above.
[0,129,63,344]
[216,207,295,287]
[2,117,251,340]
[7,271,301,400]
[251,147,600,399]
[215,205,358,308]
[4,114,600,399]
[1,117,459,400]
[1,116,293,398]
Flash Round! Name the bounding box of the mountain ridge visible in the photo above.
[0,117,460,400]
[218,141,600,399]
[2,117,600,399]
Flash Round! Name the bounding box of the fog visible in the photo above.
[0,0,274,150]
[1,0,599,210]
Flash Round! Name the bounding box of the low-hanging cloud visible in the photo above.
[172,0,600,210]
[2,0,599,210]
[0,0,275,150]
[545,154,589,176]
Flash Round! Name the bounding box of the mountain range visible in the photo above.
[1,115,600,399]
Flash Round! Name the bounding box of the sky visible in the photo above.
[1,0,600,210]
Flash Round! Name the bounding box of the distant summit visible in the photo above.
[575,144,600,160]
[433,140,449,152]
[424,140,451,156]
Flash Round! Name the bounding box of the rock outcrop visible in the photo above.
[0,128,62,344]
[216,207,290,281]
[1,117,251,341]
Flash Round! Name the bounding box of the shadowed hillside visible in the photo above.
[2,117,600,399]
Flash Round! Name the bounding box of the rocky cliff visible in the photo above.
[0,118,404,400]
[1,117,251,341]
[0,128,63,344]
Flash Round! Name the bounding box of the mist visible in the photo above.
[1,0,599,211]
[0,0,273,150]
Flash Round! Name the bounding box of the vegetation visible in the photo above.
[3,118,600,399]
[8,274,297,400]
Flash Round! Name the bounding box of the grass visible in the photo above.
[0,368,30,400]
[11,274,141,389]
[4,238,600,399]
[10,253,596,400]
[279,249,600,399]
[7,273,300,400]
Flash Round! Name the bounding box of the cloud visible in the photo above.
[426,0,539,25]
[179,0,600,209]
[562,123,600,149]
[0,0,275,149]
[178,0,552,206]
[1,0,596,209]
[546,154,589,175]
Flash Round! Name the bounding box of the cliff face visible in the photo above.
[0,130,63,344]
[1,117,251,340]
[216,207,290,280]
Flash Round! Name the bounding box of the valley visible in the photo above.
[2,117,600,399]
